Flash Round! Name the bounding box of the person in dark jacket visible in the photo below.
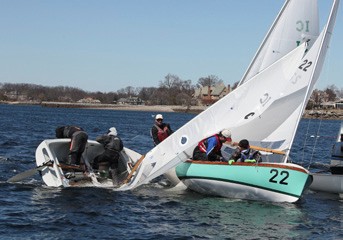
[192,129,232,161]
[228,139,262,164]
[55,125,88,165]
[151,114,173,146]
[92,127,124,184]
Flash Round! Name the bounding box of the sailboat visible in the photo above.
[309,122,343,196]
[115,0,340,203]
[7,138,143,187]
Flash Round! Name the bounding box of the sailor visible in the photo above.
[192,129,232,161]
[55,126,88,166]
[151,114,173,146]
[228,139,262,164]
[92,127,124,185]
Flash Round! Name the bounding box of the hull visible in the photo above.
[176,161,312,203]
[35,139,142,187]
[309,122,343,195]
[310,173,343,194]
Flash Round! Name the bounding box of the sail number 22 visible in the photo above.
[298,59,312,72]
[269,169,289,185]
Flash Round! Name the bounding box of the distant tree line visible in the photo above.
[0,74,226,105]
[0,75,341,107]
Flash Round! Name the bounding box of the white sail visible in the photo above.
[119,0,339,191]
[254,0,340,153]
[120,43,307,190]
[239,0,319,85]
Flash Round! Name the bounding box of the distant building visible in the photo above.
[77,97,101,104]
[335,99,343,109]
[4,91,27,101]
[116,96,144,105]
[193,83,230,105]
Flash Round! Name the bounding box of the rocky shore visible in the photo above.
[2,101,342,120]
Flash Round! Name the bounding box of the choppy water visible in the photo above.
[0,104,342,240]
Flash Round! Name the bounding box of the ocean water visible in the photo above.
[0,104,342,240]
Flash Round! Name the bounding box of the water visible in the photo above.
[0,104,342,240]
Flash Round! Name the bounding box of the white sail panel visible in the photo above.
[253,0,340,159]
[240,0,319,85]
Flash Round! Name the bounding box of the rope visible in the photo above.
[301,119,312,167]
[307,119,323,170]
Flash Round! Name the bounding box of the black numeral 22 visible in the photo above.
[299,59,312,72]
[269,169,289,185]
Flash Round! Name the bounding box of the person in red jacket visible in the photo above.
[192,129,232,161]
[151,114,173,146]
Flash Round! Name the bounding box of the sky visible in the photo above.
[0,0,342,93]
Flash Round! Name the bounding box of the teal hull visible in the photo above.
[176,161,312,203]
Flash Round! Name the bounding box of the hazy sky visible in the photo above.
[1,0,342,92]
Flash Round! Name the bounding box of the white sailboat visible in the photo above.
[117,0,340,203]
[7,139,143,187]
[309,122,343,196]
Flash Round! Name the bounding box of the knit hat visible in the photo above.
[108,127,117,136]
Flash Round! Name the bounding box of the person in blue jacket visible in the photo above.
[228,139,262,164]
[192,129,232,161]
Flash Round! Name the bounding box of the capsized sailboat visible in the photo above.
[117,0,339,203]
[309,122,343,196]
[34,139,142,187]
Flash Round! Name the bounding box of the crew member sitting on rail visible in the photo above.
[228,139,261,164]
[192,129,232,161]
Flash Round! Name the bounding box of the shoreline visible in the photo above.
[2,101,342,119]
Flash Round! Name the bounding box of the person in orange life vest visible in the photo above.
[55,125,88,165]
[151,114,173,146]
[192,129,232,161]
[228,139,262,164]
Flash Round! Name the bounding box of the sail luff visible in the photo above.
[284,0,340,162]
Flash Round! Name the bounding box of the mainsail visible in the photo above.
[239,0,319,86]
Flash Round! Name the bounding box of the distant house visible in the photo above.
[117,96,144,105]
[335,99,343,109]
[320,101,336,109]
[77,97,101,104]
[4,91,27,101]
[194,83,230,105]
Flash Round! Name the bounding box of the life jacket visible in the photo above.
[105,136,123,152]
[155,124,170,142]
[198,135,222,153]
[240,149,261,162]
[64,126,83,138]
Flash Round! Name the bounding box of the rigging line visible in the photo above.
[308,119,324,170]
[302,119,312,168]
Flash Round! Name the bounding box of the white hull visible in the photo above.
[183,178,300,203]
[35,139,142,187]
[310,173,343,194]
[309,122,343,195]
